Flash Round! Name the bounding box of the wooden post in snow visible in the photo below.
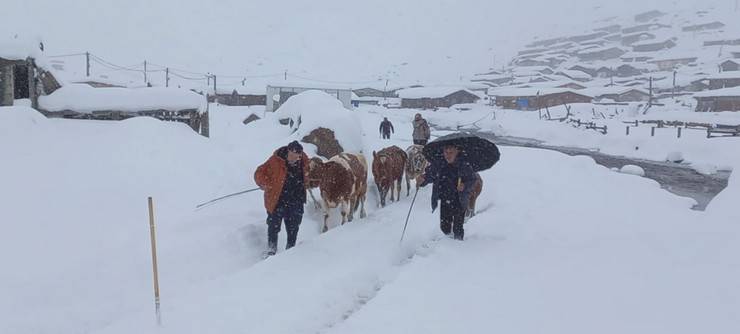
[147,197,162,326]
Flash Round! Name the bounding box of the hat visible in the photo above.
[287,140,303,153]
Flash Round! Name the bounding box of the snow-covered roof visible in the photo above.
[694,87,740,98]
[580,86,649,97]
[557,70,592,80]
[396,87,475,99]
[705,72,740,80]
[38,84,206,113]
[0,36,43,61]
[266,81,354,91]
[488,87,591,97]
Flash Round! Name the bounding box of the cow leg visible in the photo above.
[347,197,355,222]
[379,185,387,208]
[321,199,330,233]
[308,188,321,210]
[359,193,367,218]
[340,200,349,225]
[405,172,411,197]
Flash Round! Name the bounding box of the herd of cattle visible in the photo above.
[306,144,484,232]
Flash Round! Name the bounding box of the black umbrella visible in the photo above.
[422,132,501,172]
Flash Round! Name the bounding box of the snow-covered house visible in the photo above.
[576,46,626,61]
[634,10,665,23]
[694,87,740,112]
[648,56,698,71]
[38,84,209,135]
[555,70,593,82]
[489,88,592,111]
[704,72,740,90]
[209,86,266,106]
[581,87,650,103]
[682,21,725,32]
[265,83,353,112]
[719,59,740,72]
[397,87,480,109]
[632,38,677,52]
[0,41,61,108]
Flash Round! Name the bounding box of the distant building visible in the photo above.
[489,88,592,110]
[209,87,266,106]
[621,32,656,46]
[568,31,610,43]
[705,72,740,90]
[595,67,617,78]
[682,21,725,32]
[595,24,622,34]
[265,84,353,112]
[719,59,740,72]
[622,23,670,34]
[576,47,626,61]
[582,87,650,102]
[616,64,645,77]
[632,39,677,52]
[694,87,740,112]
[648,57,697,71]
[568,65,596,77]
[0,55,61,108]
[353,87,397,98]
[703,38,740,47]
[634,10,665,23]
[555,70,592,82]
[397,87,480,109]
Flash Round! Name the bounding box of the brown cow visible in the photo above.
[307,153,368,232]
[404,145,429,196]
[466,173,483,218]
[372,146,407,207]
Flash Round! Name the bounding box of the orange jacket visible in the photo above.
[254,147,310,214]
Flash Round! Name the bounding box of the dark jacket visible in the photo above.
[420,158,476,212]
[379,120,395,135]
[254,147,310,214]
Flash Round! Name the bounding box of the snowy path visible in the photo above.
[2,105,739,334]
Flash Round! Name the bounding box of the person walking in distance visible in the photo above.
[412,113,431,145]
[379,117,395,140]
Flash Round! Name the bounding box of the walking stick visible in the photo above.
[399,188,419,243]
[195,187,260,210]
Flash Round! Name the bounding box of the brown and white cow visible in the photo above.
[372,146,407,207]
[307,153,368,232]
[404,145,430,196]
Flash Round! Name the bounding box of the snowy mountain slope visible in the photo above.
[5,0,733,87]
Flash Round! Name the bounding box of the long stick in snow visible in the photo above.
[147,197,162,326]
[195,188,260,210]
[399,188,419,243]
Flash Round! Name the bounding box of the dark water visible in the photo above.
[473,132,731,211]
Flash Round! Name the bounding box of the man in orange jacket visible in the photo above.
[254,141,310,256]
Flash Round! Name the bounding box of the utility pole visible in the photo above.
[648,76,653,108]
[212,75,217,93]
[672,70,677,100]
[144,60,148,85]
[241,78,246,86]
[284,70,287,81]
[85,52,90,77]
[207,73,210,86]
[165,68,170,87]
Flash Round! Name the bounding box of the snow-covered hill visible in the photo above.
[4,0,735,87]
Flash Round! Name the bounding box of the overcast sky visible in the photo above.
[2,0,731,85]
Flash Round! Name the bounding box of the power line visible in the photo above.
[47,53,87,58]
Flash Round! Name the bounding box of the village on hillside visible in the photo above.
[3,9,740,135]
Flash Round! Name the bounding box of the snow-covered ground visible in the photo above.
[2,92,739,333]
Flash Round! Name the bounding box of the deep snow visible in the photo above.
[1,97,739,333]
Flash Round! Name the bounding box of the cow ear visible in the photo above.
[373,151,377,159]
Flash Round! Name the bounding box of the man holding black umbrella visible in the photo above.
[416,145,477,240]
[414,133,500,241]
